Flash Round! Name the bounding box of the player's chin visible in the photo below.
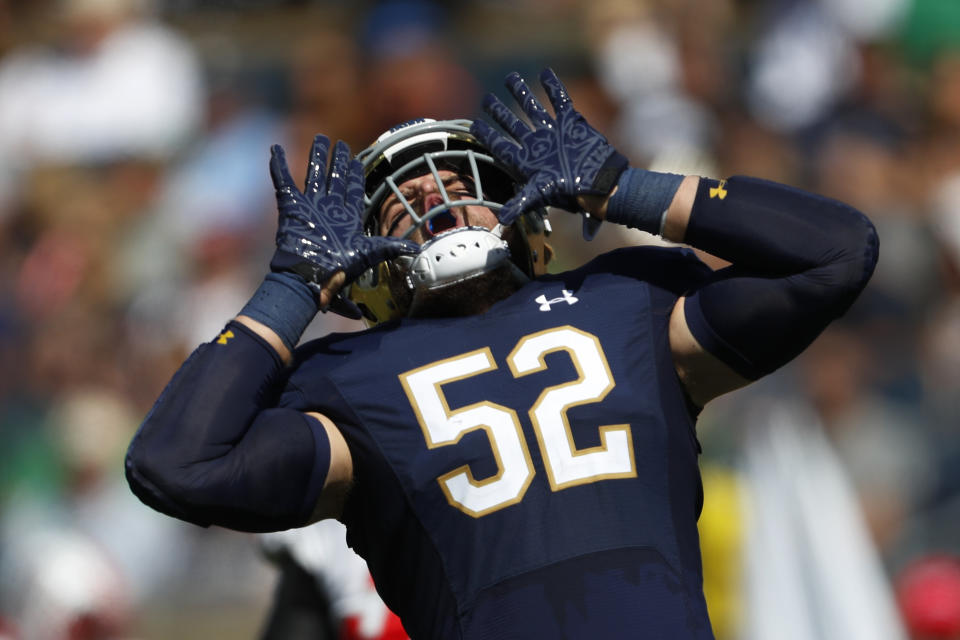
[408,261,528,319]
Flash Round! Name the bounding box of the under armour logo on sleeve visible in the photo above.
[709,179,728,200]
[535,290,579,311]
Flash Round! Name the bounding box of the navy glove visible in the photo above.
[470,68,629,236]
[269,135,419,318]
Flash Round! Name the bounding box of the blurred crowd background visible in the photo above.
[1,0,959,638]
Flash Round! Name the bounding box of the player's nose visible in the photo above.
[414,175,463,236]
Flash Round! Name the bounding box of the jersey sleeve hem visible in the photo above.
[296,412,333,524]
[683,292,760,380]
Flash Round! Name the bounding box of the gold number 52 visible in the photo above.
[399,326,636,517]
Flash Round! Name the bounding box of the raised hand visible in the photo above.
[469,68,629,228]
[270,135,419,316]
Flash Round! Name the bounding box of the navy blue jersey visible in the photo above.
[280,245,716,640]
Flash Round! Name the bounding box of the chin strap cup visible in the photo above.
[405,226,511,290]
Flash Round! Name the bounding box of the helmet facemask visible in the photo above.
[348,118,552,326]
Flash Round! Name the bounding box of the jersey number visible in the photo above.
[399,326,636,517]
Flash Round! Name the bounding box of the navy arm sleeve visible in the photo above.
[125,321,331,532]
[682,176,879,380]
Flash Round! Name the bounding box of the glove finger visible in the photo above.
[581,214,602,241]
[326,294,363,321]
[342,236,418,282]
[470,118,510,154]
[481,92,530,142]
[305,134,331,194]
[496,197,525,226]
[505,72,554,128]
[470,119,521,169]
[497,182,541,226]
[269,144,296,193]
[368,235,420,261]
[345,157,366,210]
[326,140,352,200]
[539,68,573,115]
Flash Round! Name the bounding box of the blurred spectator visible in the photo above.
[899,0,960,68]
[734,398,907,640]
[258,521,407,640]
[0,0,203,216]
[697,464,745,640]
[51,388,193,602]
[746,1,860,133]
[821,0,910,43]
[285,28,369,153]
[359,1,480,138]
[896,555,960,640]
[809,118,937,406]
[0,528,131,640]
[798,327,934,553]
[584,0,718,172]
[924,173,960,432]
[0,387,195,631]
[119,22,369,353]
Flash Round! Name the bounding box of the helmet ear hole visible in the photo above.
[539,242,555,272]
[348,262,410,327]
[506,209,552,278]
[356,302,377,324]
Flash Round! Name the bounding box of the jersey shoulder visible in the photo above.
[570,245,713,296]
[293,325,389,363]
[280,325,394,408]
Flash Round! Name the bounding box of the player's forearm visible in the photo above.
[594,169,876,280]
[678,176,878,380]
[236,314,292,363]
[679,176,878,277]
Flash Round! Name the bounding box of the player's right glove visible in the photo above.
[269,135,419,318]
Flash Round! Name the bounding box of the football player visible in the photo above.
[125,69,878,639]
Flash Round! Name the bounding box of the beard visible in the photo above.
[406,261,529,319]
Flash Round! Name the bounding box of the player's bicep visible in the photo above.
[304,411,354,522]
[669,296,750,408]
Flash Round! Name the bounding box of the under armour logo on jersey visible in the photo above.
[216,329,235,345]
[535,290,578,311]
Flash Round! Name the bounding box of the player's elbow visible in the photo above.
[125,410,320,532]
[825,208,879,312]
[124,427,216,528]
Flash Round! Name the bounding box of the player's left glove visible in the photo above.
[269,135,419,318]
[470,68,629,236]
